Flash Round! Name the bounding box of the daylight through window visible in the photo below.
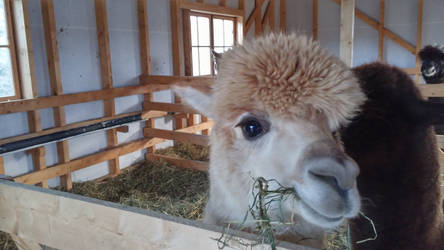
[188,12,236,76]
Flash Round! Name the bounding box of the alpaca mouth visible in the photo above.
[300,199,344,223]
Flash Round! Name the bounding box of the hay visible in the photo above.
[0,232,16,250]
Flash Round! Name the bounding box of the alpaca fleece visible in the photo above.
[212,33,366,129]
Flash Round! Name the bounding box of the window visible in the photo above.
[185,12,237,76]
[0,0,20,101]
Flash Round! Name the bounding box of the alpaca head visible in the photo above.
[419,44,444,84]
[175,34,366,229]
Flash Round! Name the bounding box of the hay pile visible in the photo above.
[0,142,348,249]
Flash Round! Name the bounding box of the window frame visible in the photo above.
[0,0,21,102]
[183,10,238,76]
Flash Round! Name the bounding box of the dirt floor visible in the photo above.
[0,142,347,250]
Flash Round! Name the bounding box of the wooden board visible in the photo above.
[180,1,244,17]
[0,180,312,250]
[41,0,69,189]
[0,84,169,115]
[418,84,444,97]
[95,0,120,176]
[339,0,355,67]
[144,102,201,114]
[144,128,210,146]
[147,153,209,171]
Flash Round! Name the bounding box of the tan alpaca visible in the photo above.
[175,34,366,248]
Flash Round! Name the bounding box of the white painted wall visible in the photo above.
[0,0,174,186]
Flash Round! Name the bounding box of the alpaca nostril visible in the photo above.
[309,171,349,199]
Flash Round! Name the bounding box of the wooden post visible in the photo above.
[255,0,264,36]
[238,0,245,10]
[170,0,186,129]
[41,0,70,189]
[312,0,318,40]
[339,0,355,67]
[415,0,423,83]
[0,157,4,175]
[378,0,385,61]
[268,0,275,31]
[94,0,120,176]
[138,0,156,156]
[280,0,286,32]
[219,0,226,6]
[12,0,47,187]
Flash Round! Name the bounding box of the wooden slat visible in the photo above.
[339,0,355,67]
[144,102,200,114]
[137,0,156,156]
[403,67,421,75]
[140,75,214,88]
[0,157,4,175]
[0,180,303,250]
[255,0,263,36]
[219,0,226,6]
[0,84,169,115]
[116,126,129,133]
[180,1,244,17]
[147,153,209,171]
[41,0,68,189]
[378,0,385,61]
[144,128,209,146]
[4,0,21,101]
[418,84,444,97]
[261,0,275,31]
[239,0,245,10]
[14,138,164,185]
[312,0,317,39]
[95,0,120,177]
[414,0,423,83]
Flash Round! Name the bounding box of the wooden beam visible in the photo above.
[219,0,226,6]
[180,1,244,17]
[95,0,120,177]
[0,180,302,250]
[280,0,286,32]
[331,0,416,55]
[140,75,214,88]
[144,128,209,146]
[41,0,69,189]
[116,126,129,133]
[147,154,209,171]
[145,102,201,114]
[0,84,169,115]
[418,83,444,97]
[414,0,423,83]
[378,0,385,61]
[138,0,156,156]
[255,0,264,36]
[402,67,421,75]
[339,0,355,67]
[312,0,317,39]
[239,0,245,10]
[261,0,275,31]
[0,157,4,175]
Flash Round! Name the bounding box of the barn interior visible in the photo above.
[0,0,443,249]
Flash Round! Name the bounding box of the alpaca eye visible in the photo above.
[238,117,267,140]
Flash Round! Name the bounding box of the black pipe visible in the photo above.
[0,114,142,155]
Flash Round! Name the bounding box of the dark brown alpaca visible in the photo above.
[341,62,444,250]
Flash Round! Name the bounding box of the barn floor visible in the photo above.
[0,143,347,250]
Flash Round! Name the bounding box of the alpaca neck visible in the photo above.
[349,128,444,250]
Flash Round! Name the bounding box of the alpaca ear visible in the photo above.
[173,86,213,118]
[211,50,223,74]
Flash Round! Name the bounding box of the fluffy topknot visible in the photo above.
[211,33,366,129]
